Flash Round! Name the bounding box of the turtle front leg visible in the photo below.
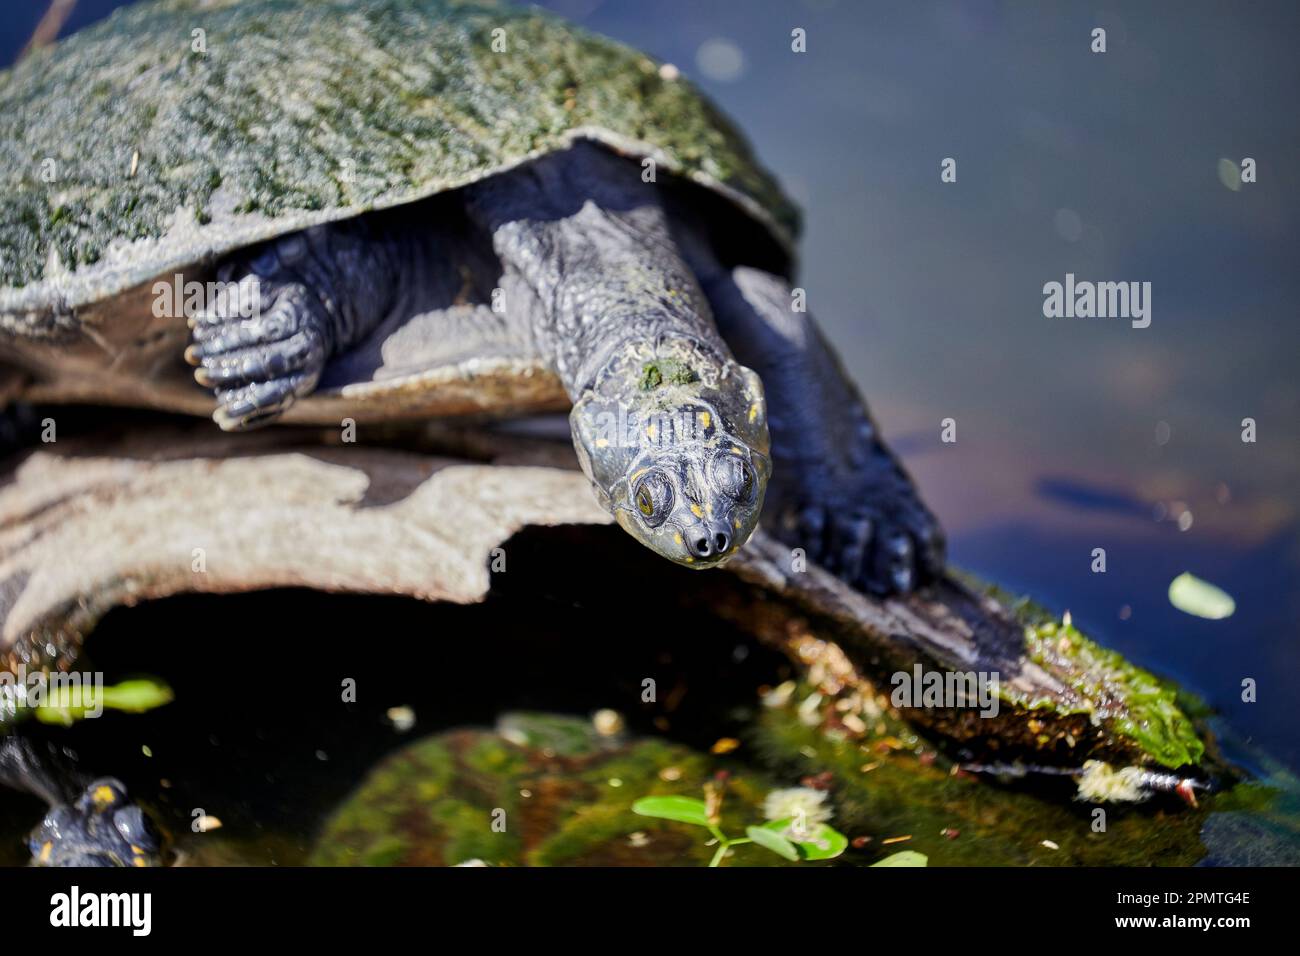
[186,218,410,429]
[703,266,945,594]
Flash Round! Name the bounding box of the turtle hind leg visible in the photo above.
[702,265,945,595]
[187,218,412,430]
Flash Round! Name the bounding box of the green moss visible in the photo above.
[433,797,520,865]
[0,0,796,291]
[948,571,1207,769]
[361,836,408,867]
[312,714,796,867]
[638,359,698,391]
[750,692,1210,866]
[1023,620,1204,768]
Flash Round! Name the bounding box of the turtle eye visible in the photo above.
[632,471,673,528]
[711,453,755,502]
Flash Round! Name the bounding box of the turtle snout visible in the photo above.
[686,524,732,560]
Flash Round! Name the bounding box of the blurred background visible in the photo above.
[3,0,1297,771]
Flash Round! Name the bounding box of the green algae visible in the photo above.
[310,714,794,867]
[638,359,697,391]
[748,688,1210,866]
[1022,619,1204,769]
[947,573,1207,770]
[0,0,796,294]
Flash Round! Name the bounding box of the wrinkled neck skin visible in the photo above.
[570,332,772,568]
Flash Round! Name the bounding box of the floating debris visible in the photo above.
[592,708,624,737]
[386,706,416,732]
[881,835,913,846]
[1041,839,1060,851]
[941,827,960,840]
[193,814,222,833]
[710,737,740,755]
[763,787,832,825]
[1075,760,1148,803]
[762,681,796,708]
[658,766,682,782]
[797,692,823,726]
[1168,572,1235,619]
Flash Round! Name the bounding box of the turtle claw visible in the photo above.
[775,491,943,597]
[189,276,329,430]
[212,373,312,431]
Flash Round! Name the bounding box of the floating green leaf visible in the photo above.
[871,850,928,867]
[631,796,710,827]
[33,678,174,726]
[760,819,848,861]
[746,825,799,861]
[1169,572,1235,620]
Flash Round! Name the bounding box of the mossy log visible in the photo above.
[0,419,1208,777]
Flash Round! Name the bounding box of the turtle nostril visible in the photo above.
[691,537,712,558]
[714,531,731,553]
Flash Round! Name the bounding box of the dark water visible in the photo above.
[0,529,799,865]
[1,0,1297,846]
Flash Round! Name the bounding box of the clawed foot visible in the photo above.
[186,239,332,430]
[771,476,945,596]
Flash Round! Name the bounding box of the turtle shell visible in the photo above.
[0,0,798,422]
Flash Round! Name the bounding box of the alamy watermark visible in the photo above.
[151,273,262,320]
[0,666,105,720]
[1042,273,1151,329]
[890,665,1000,718]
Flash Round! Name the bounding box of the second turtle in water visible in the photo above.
[0,0,941,594]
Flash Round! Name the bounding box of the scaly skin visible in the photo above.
[190,143,942,593]
[0,736,163,867]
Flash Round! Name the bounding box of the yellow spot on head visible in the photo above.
[630,468,648,483]
[690,504,703,518]
[92,785,115,807]
[748,404,758,423]
[673,533,683,545]
[699,411,711,429]
[734,517,742,528]
[39,841,52,864]
[595,438,609,448]
[646,424,657,440]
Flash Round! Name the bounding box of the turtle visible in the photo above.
[0,735,164,867]
[0,0,943,592]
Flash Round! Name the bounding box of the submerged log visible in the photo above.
[0,418,1209,776]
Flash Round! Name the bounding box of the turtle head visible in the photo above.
[571,340,770,568]
[29,777,164,868]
